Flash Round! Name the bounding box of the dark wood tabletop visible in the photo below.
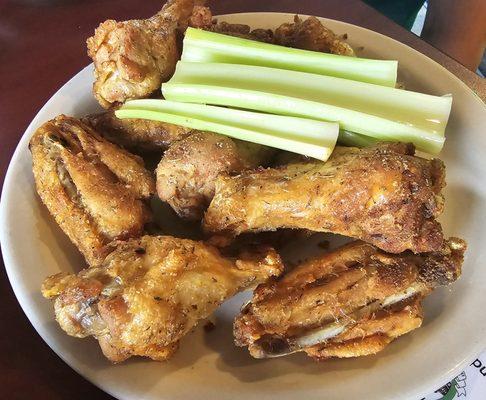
[0,1,484,399]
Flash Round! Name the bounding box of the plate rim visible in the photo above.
[1,12,485,400]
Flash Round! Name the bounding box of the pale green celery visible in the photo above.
[122,99,338,146]
[338,130,379,147]
[115,110,335,161]
[161,83,445,154]
[170,62,452,135]
[182,27,397,87]
[115,101,339,161]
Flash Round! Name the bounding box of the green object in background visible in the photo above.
[364,0,425,30]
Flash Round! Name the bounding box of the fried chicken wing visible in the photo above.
[83,109,192,152]
[156,131,275,221]
[234,238,465,360]
[30,115,155,266]
[42,235,283,362]
[87,0,205,108]
[204,143,445,254]
[274,15,355,56]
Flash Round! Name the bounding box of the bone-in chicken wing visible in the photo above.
[83,109,192,152]
[156,131,275,221]
[87,0,205,108]
[204,143,445,254]
[234,237,465,360]
[42,235,283,362]
[30,115,155,266]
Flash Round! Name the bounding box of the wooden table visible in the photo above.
[0,1,484,399]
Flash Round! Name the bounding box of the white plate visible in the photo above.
[1,12,486,400]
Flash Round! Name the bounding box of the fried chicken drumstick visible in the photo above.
[87,0,206,108]
[204,143,445,254]
[42,236,283,362]
[234,238,466,360]
[30,115,155,266]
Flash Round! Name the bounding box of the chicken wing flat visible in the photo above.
[156,131,275,220]
[30,115,155,266]
[42,235,283,362]
[83,109,192,152]
[204,143,445,254]
[234,237,466,360]
[87,0,205,108]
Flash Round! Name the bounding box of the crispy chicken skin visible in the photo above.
[204,143,446,254]
[274,15,355,56]
[30,115,155,266]
[156,131,275,221]
[87,0,205,108]
[234,238,466,360]
[83,109,192,152]
[187,4,213,29]
[42,235,283,362]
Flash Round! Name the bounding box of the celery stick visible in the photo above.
[115,109,335,161]
[115,101,339,161]
[162,83,445,154]
[170,62,451,135]
[122,99,338,147]
[182,27,397,87]
[338,131,379,147]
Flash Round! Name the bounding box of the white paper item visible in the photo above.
[421,351,486,399]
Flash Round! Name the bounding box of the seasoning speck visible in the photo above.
[203,321,216,332]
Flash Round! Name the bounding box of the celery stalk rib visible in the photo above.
[182,27,397,87]
[170,62,451,136]
[115,101,339,161]
[338,130,379,147]
[122,99,338,146]
[161,83,445,154]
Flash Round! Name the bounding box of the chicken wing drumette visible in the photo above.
[204,143,445,254]
[156,131,275,221]
[87,0,206,108]
[234,238,465,360]
[42,235,283,362]
[30,115,155,266]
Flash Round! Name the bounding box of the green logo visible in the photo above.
[439,372,467,400]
